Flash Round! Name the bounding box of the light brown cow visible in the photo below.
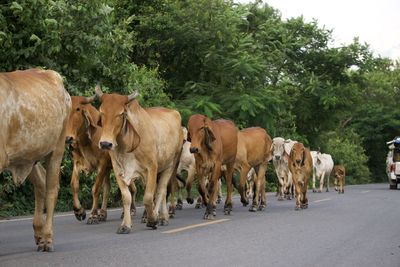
[288,142,313,210]
[0,69,71,251]
[187,114,238,219]
[333,165,346,194]
[66,96,138,224]
[235,127,272,212]
[95,85,182,233]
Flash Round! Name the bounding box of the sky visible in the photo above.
[237,0,400,60]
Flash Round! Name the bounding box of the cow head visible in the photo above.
[95,84,140,152]
[334,166,345,178]
[271,137,285,161]
[290,142,306,168]
[65,95,97,146]
[187,114,216,154]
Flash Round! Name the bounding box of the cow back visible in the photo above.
[238,127,272,166]
[213,119,238,165]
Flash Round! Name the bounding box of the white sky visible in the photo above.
[237,0,400,60]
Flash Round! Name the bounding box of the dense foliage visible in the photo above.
[1,0,399,217]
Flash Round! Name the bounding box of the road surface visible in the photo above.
[1,183,399,267]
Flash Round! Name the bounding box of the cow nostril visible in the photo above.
[296,160,301,164]
[65,136,73,144]
[275,155,281,160]
[189,147,199,154]
[100,141,113,150]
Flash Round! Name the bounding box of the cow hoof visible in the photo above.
[241,198,249,207]
[159,219,169,226]
[335,187,338,191]
[146,221,158,229]
[130,208,136,217]
[99,210,107,221]
[326,189,329,192]
[277,196,284,201]
[318,190,322,193]
[87,215,99,225]
[216,197,222,204]
[168,206,176,218]
[203,213,214,220]
[37,243,54,252]
[312,189,316,193]
[176,203,183,210]
[186,197,194,204]
[116,225,131,234]
[294,206,301,211]
[195,203,202,209]
[34,235,41,245]
[258,205,266,211]
[73,207,86,221]
[249,206,257,212]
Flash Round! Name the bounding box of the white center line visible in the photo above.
[360,190,370,194]
[313,198,331,203]
[162,219,230,234]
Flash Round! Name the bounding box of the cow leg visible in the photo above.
[186,165,196,204]
[143,168,158,229]
[319,171,325,193]
[312,170,317,192]
[257,164,267,211]
[88,166,110,224]
[155,168,175,226]
[301,183,308,209]
[293,177,302,210]
[197,169,208,209]
[326,172,330,192]
[99,174,111,221]
[28,164,46,248]
[223,162,234,215]
[70,164,86,221]
[115,174,133,234]
[238,163,251,206]
[166,175,177,219]
[277,173,285,200]
[334,177,338,191]
[204,164,221,219]
[39,139,64,252]
[217,178,222,204]
[129,181,137,216]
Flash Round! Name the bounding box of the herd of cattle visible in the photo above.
[0,69,346,252]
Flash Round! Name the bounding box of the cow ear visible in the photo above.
[301,149,306,166]
[204,126,216,151]
[83,109,97,141]
[118,113,140,153]
[187,130,191,142]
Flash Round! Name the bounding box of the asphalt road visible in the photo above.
[1,183,400,267]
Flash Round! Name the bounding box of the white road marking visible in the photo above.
[313,198,331,203]
[162,219,230,234]
[360,190,370,194]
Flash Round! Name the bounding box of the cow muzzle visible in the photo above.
[190,147,199,154]
[99,141,113,150]
[275,155,281,161]
[295,159,302,165]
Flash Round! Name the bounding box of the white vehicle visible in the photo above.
[386,137,400,189]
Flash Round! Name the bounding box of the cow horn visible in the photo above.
[127,90,139,102]
[95,84,103,99]
[81,95,96,104]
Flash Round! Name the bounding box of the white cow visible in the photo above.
[311,151,334,192]
[271,138,297,200]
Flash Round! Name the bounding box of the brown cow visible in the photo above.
[65,96,137,224]
[95,85,182,233]
[288,142,313,210]
[0,69,71,251]
[235,127,272,212]
[333,165,346,194]
[187,114,238,219]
